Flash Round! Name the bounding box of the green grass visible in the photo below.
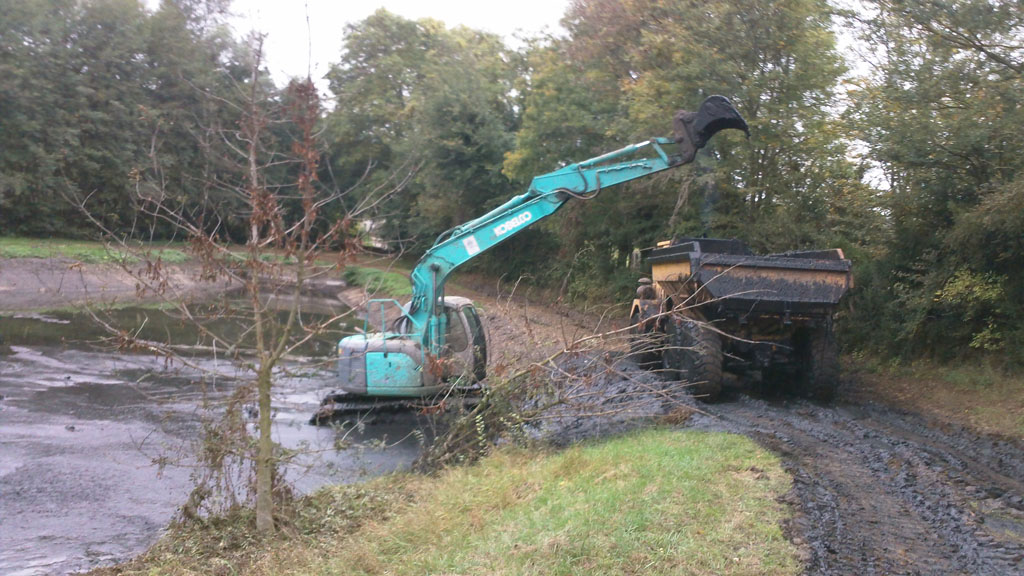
[938,362,1006,391]
[95,430,800,576]
[0,237,189,264]
[849,356,1024,439]
[343,430,800,576]
[343,265,413,298]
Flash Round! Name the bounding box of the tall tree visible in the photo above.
[138,0,242,238]
[62,0,152,233]
[403,26,519,232]
[0,0,242,238]
[324,10,520,250]
[848,0,1024,360]
[503,0,870,299]
[0,0,83,234]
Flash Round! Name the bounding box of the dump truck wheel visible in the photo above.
[628,312,662,368]
[662,316,722,401]
[622,309,663,366]
[795,326,839,401]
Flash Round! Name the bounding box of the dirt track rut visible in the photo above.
[695,393,1024,575]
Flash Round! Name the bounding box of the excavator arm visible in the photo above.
[406,96,749,350]
[334,95,747,398]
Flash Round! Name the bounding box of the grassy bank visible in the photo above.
[0,237,189,264]
[342,265,413,298]
[95,429,800,576]
[849,357,1024,440]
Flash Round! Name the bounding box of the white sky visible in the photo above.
[227,0,571,87]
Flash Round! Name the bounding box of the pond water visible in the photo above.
[0,304,427,575]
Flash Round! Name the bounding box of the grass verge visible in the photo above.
[93,429,800,576]
[0,237,189,264]
[848,356,1024,440]
[342,265,413,298]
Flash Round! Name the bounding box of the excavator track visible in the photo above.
[310,389,481,425]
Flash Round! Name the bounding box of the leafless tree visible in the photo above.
[74,35,405,534]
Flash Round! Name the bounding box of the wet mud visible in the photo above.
[528,352,1024,575]
[694,391,1024,575]
[0,309,424,575]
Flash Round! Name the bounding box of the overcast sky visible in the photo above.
[226,0,570,87]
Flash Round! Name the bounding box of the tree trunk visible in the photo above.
[255,365,274,534]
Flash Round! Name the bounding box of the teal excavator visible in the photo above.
[335,96,749,398]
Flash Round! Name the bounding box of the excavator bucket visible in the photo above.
[673,95,749,165]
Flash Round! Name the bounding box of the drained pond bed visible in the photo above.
[0,304,425,575]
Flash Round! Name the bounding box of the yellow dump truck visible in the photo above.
[629,237,853,401]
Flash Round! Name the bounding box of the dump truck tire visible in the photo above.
[662,316,722,401]
[629,310,662,368]
[796,326,839,401]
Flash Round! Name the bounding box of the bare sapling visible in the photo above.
[71,35,403,535]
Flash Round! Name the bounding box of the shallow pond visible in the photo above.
[0,304,427,575]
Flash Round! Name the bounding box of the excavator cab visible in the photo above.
[336,297,487,397]
[438,297,488,386]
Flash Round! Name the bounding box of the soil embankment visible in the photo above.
[0,257,225,312]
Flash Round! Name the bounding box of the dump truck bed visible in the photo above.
[647,238,852,318]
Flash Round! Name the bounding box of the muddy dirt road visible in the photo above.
[691,391,1024,575]
[429,271,1024,575]
[486,328,1024,576]
[531,346,1024,575]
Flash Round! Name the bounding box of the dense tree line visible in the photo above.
[0,0,290,239]
[1,0,1020,364]
[843,0,1024,362]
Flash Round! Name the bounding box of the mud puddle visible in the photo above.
[0,306,426,575]
[693,391,1024,575]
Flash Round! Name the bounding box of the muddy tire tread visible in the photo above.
[663,315,722,400]
[799,326,839,401]
[629,312,662,368]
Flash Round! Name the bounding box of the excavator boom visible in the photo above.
[336,96,749,397]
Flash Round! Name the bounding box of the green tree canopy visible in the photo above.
[324,10,520,249]
[0,0,243,238]
[502,0,874,298]
[846,0,1024,361]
